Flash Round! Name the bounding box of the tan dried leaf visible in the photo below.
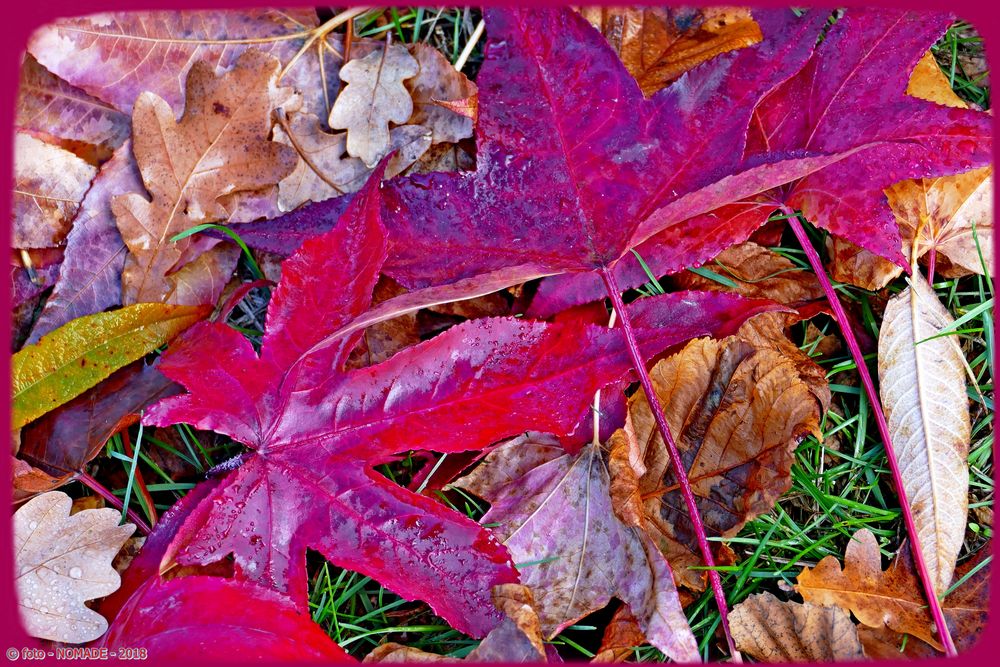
[730,592,865,662]
[113,50,297,304]
[858,626,939,660]
[878,272,970,594]
[580,6,762,96]
[406,44,477,144]
[614,322,828,590]
[13,132,97,249]
[329,44,419,167]
[796,529,989,652]
[828,52,992,290]
[275,112,430,210]
[15,491,134,643]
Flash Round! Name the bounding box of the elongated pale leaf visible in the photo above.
[730,592,864,662]
[15,491,134,643]
[878,272,971,595]
[11,302,209,428]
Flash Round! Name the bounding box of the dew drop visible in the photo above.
[68,567,83,579]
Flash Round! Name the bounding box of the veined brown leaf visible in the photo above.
[730,592,865,662]
[113,50,297,304]
[610,322,829,590]
[11,303,209,429]
[15,491,134,643]
[878,272,971,595]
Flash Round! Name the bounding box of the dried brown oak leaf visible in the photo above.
[274,111,430,210]
[580,6,762,96]
[13,132,97,249]
[330,44,419,167]
[730,592,865,662]
[592,604,647,662]
[405,44,477,145]
[112,50,297,305]
[364,585,550,663]
[15,491,134,643]
[611,323,829,590]
[858,626,939,660]
[878,272,970,595]
[827,51,993,290]
[796,528,990,653]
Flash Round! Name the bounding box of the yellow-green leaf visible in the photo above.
[11,303,210,429]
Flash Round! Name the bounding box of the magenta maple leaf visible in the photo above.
[529,8,992,316]
[141,165,778,637]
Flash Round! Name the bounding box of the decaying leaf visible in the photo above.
[15,491,134,643]
[13,132,97,249]
[363,584,550,663]
[878,272,971,596]
[455,434,700,662]
[827,51,993,290]
[17,54,130,151]
[730,592,865,662]
[858,626,940,660]
[329,44,420,167]
[11,302,208,429]
[274,112,430,211]
[796,529,989,652]
[612,324,829,590]
[405,43,477,144]
[113,50,297,304]
[580,6,763,96]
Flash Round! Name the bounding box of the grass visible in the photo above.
[59,6,991,662]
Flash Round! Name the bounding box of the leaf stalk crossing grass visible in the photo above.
[600,267,741,661]
[783,206,958,657]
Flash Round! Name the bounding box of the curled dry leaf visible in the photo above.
[330,44,420,167]
[730,592,865,662]
[878,272,971,595]
[454,435,700,662]
[827,51,993,290]
[579,6,763,96]
[274,112,430,211]
[406,43,477,144]
[113,50,297,305]
[11,302,209,429]
[15,491,134,643]
[17,54,130,151]
[612,322,829,590]
[796,529,989,652]
[364,584,550,663]
[13,132,97,249]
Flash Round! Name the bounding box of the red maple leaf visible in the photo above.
[141,165,777,637]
